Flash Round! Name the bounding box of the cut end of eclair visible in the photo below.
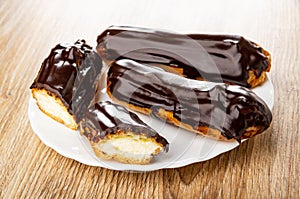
[80,126,166,164]
[91,131,165,164]
[31,88,78,130]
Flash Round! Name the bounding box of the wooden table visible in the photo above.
[1,0,299,198]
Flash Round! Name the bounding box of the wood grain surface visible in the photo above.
[0,0,299,198]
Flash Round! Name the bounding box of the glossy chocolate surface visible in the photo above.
[97,26,270,87]
[107,59,272,141]
[79,101,169,148]
[30,40,103,121]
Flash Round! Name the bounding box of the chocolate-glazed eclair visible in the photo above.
[97,26,271,88]
[30,40,102,129]
[107,59,272,142]
[79,101,168,164]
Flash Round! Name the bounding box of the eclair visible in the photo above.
[30,40,102,129]
[106,59,272,142]
[97,25,271,88]
[79,101,169,164]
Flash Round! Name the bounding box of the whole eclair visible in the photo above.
[106,59,272,142]
[79,101,168,164]
[97,25,271,88]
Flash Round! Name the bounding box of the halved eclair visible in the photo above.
[30,40,102,129]
[79,101,169,164]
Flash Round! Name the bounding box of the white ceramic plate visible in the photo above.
[28,76,274,171]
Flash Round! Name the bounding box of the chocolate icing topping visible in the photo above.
[97,26,270,87]
[79,101,169,148]
[30,40,103,121]
[107,59,272,141]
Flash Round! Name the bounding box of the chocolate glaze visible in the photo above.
[97,26,270,88]
[79,101,169,149]
[107,59,272,141]
[30,40,103,121]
